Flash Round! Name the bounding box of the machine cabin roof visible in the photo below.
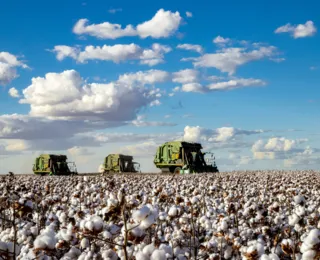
[106,154,134,160]
[161,141,203,149]
[39,154,68,160]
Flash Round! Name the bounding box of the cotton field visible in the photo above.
[1,171,320,260]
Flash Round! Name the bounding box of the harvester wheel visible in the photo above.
[174,167,181,175]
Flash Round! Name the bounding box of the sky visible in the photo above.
[0,0,319,173]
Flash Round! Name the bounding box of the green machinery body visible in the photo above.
[33,154,78,176]
[101,154,140,174]
[154,141,219,174]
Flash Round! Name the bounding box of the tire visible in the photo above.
[174,167,181,175]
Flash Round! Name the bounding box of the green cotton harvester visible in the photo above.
[154,141,219,174]
[32,154,78,176]
[99,154,141,174]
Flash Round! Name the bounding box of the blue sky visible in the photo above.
[0,0,319,173]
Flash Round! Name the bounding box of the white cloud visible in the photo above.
[0,114,123,141]
[119,141,159,157]
[207,78,266,90]
[252,137,309,160]
[8,87,20,98]
[108,8,122,14]
[172,69,199,83]
[213,36,231,45]
[149,100,161,107]
[186,11,193,18]
[0,52,28,85]
[275,21,317,38]
[68,146,93,156]
[4,140,29,152]
[177,44,203,54]
[181,83,204,93]
[51,46,80,61]
[252,137,307,153]
[207,75,225,81]
[175,77,266,93]
[284,146,320,167]
[0,140,29,155]
[52,43,171,66]
[131,115,176,127]
[19,70,160,120]
[73,19,137,39]
[183,126,264,143]
[139,43,172,66]
[137,9,182,38]
[117,69,170,85]
[73,9,182,39]
[194,46,276,75]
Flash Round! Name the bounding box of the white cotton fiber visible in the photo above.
[132,205,151,222]
[150,249,166,260]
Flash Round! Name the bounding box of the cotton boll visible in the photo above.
[159,244,173,256]
[61,246,81,259]
[135,251,149,260]
[150,249,166,260]
[132,205,151,222]
[191,196,199,204]
[300,229,320,253]
[295,205,306,217]
[220,220,228,231]
[302,250,316,260]
[289,214,300,226]
[142,243,155,256]
[101,249,118,260]
[102,230,113,239]
[224,246,233,259]
[294,195,305,205]
[91,216,104,232]
[80,238,90,249]
[140,214,156,229]
[168,206,178,217]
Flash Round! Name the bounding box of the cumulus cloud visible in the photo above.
[172,69,199,84]
[119,141,159,157]
[0,140,29,155]
[252,137,309,160]
[183,126,264,143]
[19,70,160,120]
[8,87,20,98]
[131,115,177,127]
[284,146,320,167]
[117,69,170,85]
[207,78,266,90]
[181,83,204,93]
[174,77,266,93]
[67,146,93,156]
[0,114,123,141]
[275,21,317,38]
[177,44,203,53]
[213,36,231,45]
[137,9,182,38]
[52,43,171,66]
[186,11,193,18]
[73,9,182,39]
[0,52,28,85]
[193,46,277,75]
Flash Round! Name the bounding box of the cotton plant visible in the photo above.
[1,171,320,259]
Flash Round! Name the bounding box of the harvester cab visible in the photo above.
[33,154,78,176]
[101,154,141,174]
[154,141,219,174]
